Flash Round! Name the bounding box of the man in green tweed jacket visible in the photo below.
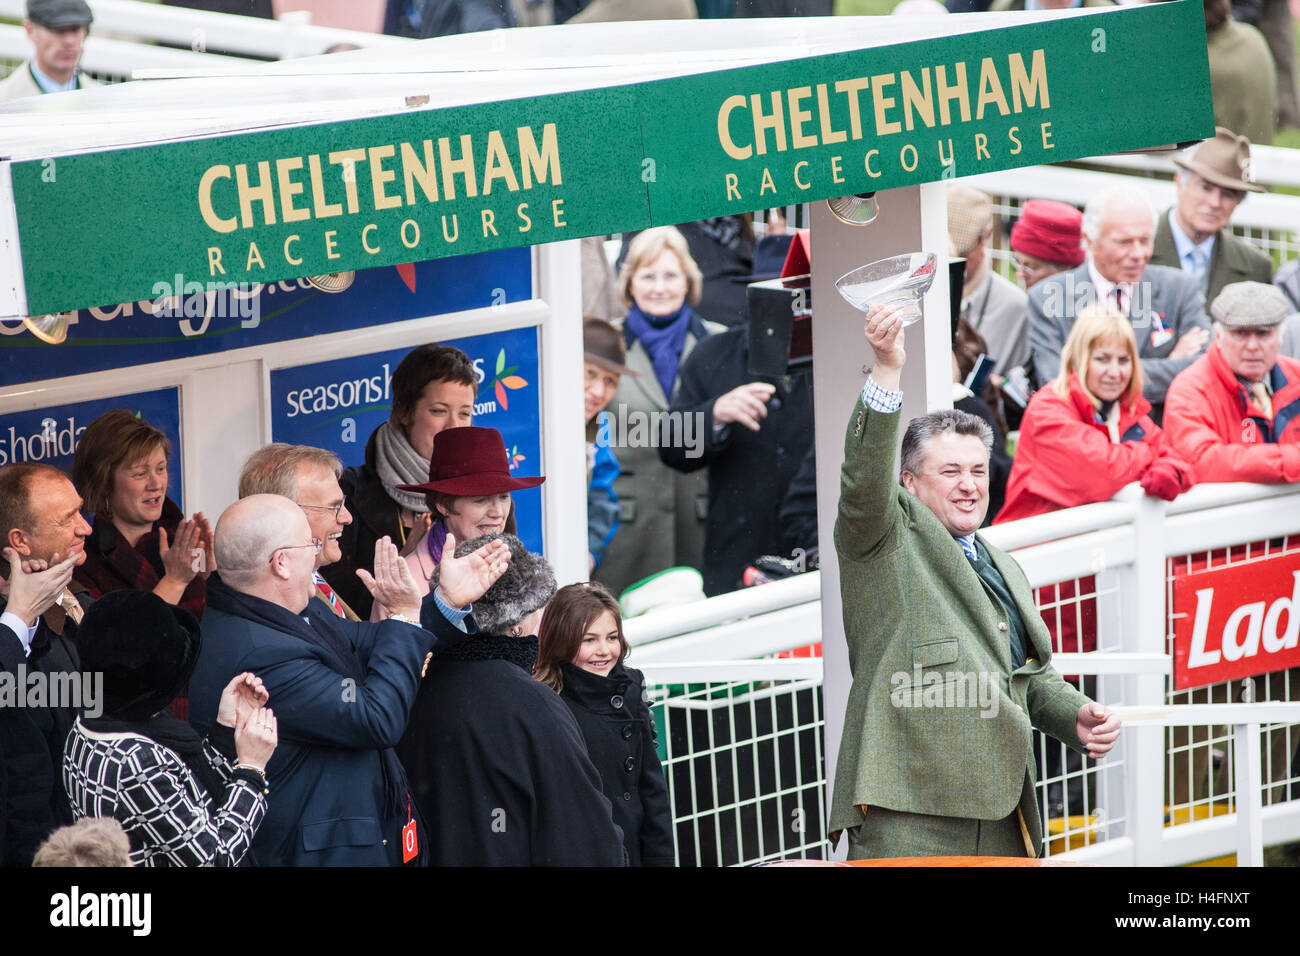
[830,304,1121,859]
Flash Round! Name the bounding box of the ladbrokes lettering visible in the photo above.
[1172,552,1300,688]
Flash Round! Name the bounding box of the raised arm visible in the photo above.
[835,305,907,562]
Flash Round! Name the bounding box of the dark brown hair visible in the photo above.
[390,344,478,426]
[70,409,171,518]
[534,582,627,692]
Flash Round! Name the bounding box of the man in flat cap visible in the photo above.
[1150,128,1273,306]
[0,0,98,102]
[1165,281,1300,482]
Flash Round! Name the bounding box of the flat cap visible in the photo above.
[27,0,93,28]
[1209,281,1289,328]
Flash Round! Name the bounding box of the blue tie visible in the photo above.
[959,536,978,562]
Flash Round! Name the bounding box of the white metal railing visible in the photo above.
[635,480,1300,865]
[640,659,828,867]
[959,147,1300,277]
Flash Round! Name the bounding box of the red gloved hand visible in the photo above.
[1140,460,1183,501]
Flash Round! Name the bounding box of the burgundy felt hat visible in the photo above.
[395,426,545,496]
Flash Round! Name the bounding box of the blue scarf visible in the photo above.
[624,303,695,401]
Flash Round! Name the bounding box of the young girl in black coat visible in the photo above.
[535,583,675,867]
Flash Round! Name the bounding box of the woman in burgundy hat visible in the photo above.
[369,426,544,620]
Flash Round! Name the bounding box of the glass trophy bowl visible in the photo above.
[834,252,938,327]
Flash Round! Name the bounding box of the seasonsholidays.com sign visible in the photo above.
[8,2,1212,316]
[1171,551,1300,690]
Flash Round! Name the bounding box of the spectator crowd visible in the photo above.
[3,0,1300,866]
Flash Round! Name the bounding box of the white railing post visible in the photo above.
[1126,489,1168,865]
[1233,722,1264,867]
[278,9,312,60]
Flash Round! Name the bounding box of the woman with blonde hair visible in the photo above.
[594,225,723,596]
[997,304,1194,523]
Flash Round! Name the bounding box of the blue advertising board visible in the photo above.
[0,388,184,510]
[269,325,543,553]
[0,250,530,388]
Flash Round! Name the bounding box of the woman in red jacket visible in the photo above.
[998,304,1194,524]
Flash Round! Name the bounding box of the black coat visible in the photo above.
[397,615,626,866]
[0,595,83,866]
[326,429,407,621]
[558,662,674,866]
[660,327,816,595]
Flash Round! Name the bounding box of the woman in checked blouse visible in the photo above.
[63,590,277,867]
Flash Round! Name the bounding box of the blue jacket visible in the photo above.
[588,416,621,568]
[189,596,438,866]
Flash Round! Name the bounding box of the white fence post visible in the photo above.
[278,10,313,61]
[1233,722,1264,867]
[1126,490,1168,865]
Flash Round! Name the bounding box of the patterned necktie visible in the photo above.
[314,574,346,619]
[58,590,83,625]
[1110,286,1126,315]
[958,536,978,562]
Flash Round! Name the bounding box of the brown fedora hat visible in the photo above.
[395,426,545,497]
[1174,127,1267,194]
[583,317,640,377]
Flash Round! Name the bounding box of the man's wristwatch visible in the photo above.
[386,612,418,626]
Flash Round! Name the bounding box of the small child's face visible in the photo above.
[572,610,621,676]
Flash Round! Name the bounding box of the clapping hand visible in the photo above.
[216,672,269,729]
[357,536,423,620]
[434,533,511,610]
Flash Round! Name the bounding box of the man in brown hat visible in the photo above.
[1150,128,1273,306]
[584,318,638,574]
[0,0,99,101]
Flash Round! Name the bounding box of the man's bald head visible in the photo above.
[216,495,317,611]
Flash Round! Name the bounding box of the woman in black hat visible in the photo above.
[396,533,626,865]
[62,590,277,866]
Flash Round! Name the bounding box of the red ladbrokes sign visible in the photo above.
[1172,552,1300,689]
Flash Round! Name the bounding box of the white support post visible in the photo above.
[1233,722,1264,867]
[278,9,312,60]
[534,239,586,586]
[1126,490,1168,865]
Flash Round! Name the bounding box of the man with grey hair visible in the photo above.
[1028,183,1211,413]
[189,493,511,865]
[830,305,1119,859]
[1149,128,1272,305]
[1165,280,1300,482]
[238,443,358,620]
